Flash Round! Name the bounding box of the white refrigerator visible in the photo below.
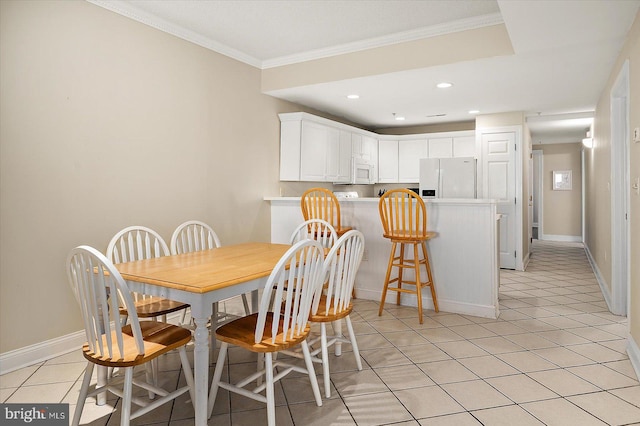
[419,157,477,199]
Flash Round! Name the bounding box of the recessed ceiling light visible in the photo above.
[395,116,405,121]
[468,110,480,114]
[436,82,453,89]
[347,94,360,99]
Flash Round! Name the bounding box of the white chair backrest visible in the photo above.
[106,226,170,263]
[170,220,221,255]
[256,239,325,344]
[315,230,365,316]
[67,246,144,359]
[289,219,337,249]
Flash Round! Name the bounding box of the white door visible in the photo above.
[482,132,516,269]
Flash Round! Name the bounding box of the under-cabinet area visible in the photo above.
[279,112,476,184]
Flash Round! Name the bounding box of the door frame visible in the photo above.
[610,60,630,317]
[476,125,523,271]
[532,149,543,238]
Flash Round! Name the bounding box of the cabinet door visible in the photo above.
[378,140,399,183]
[362,136,378,183]
[300,121,329,181]
[324,126,341,181]
[428,137,453,158]
[336,130,352,183]
[453,136,476,158]
[398,139,427,182]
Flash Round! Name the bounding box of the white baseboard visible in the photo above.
[539,234,582,242]
[0,330,86,375]
[0,312,186,375]
[355,288,498,319]
[584,244,614,313]
[627,335,640,381]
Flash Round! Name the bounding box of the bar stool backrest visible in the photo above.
[378,188,428,240]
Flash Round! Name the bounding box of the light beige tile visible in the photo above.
[281,375,338,403]
[343,391,413,426]
[330,369,387,397]
[381,330,429,347]
[69,401,115,426]
[567,364,639,390]
[568,391,640,425]
[479,321,527,336]
[352,332,394,350]
[567,326,623,342]
[504,333,557,350]
[359,347,412,368]
[22,363,86,386]
[469,336,524,354]
[417,360,477,384]
[435,341,489,359]
[538,316,586,329]
[496,351,558,373]
[418,412,481,425]
[486,373,558,403]
[230,406,293,426]
[527,369,600,396]
[521,397,607,425]
[5,382,73,403]
[0,365,40,389]
[441,380,512,410]
[395,385,465,418]
[416,327,464,343]
[458,355,519,379]
[610,385,640,406]
[399,343,451,364]
[532,346,595,368]
[45,350,86,365]
[0,388,16,403]
[369,318,412,333]
[447,324,496,339]
[471,404,544,425]
[401,316,443,329]
[567,342,628,363]
[375,364,434,390]
[289,398,356,426]
[432,314,475,327]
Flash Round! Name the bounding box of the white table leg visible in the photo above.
[192,314,210,426]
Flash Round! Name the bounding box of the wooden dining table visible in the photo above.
[114,241,292,426]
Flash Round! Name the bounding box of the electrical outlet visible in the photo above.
[634,127,640,142]
[362,249,369,261]
[633,177,640,195]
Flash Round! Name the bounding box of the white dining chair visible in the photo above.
[106,226,190,325]
[289,218,337,249]
[283,230,365,397]
[170,220,251,320]
[67,245,194,426]
[207,239,326,426]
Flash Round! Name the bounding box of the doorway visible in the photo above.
[610,60,630,317]
[532,150,543,240]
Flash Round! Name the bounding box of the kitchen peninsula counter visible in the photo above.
[265,196,500,319]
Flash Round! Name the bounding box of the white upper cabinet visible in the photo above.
[428,137,453,158]
[280,114,350,183]
[453,135,476,157]
[279,112,473,184]
[398,139,427,182]
[378,140,399,183]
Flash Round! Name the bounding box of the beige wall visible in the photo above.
[540,143,583,238]
[0,0,306,353]
[585,10,640,341]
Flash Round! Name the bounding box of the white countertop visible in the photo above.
[264,196,498,205]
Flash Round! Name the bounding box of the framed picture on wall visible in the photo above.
[553,170,572,190]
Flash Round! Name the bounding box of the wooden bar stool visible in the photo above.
[378,188,438,324]
[301,187,352,237]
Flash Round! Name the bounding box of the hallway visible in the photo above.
[1,240,639,425]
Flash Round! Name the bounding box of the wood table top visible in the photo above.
[115,242,291,294]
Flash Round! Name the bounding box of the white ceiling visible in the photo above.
[91,0,640,143]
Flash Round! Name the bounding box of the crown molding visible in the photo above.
[87,1,502,70]
[87,0,263,68]
[262,13,504,69]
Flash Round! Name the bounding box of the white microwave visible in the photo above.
[351,158,375,184]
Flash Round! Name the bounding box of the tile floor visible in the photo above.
[2,240,640,425]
